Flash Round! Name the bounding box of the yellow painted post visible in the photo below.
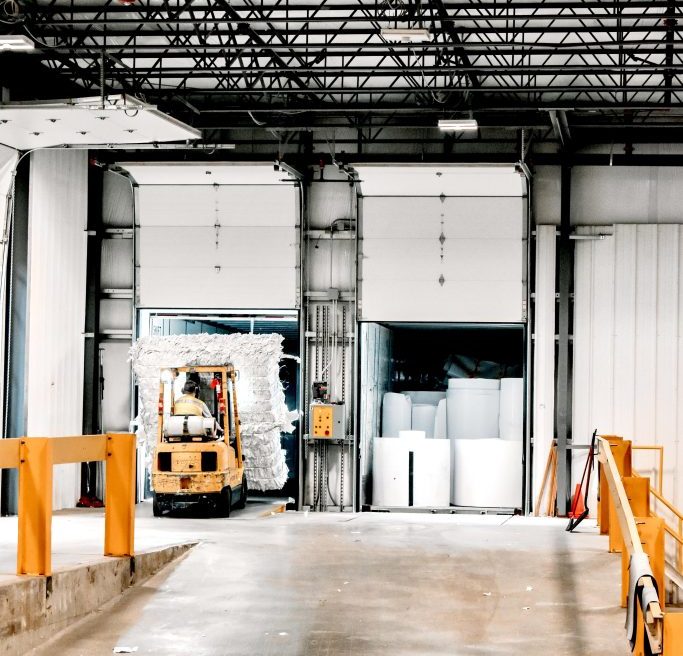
[104,433,136,557]
[611,475,650,554]
[663,612,683,655]
[599,436,628,535]
[621,515,665,611]
[605,440,633,543]
[17,438,53,576]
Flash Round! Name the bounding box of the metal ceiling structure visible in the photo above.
[2,1,683,146]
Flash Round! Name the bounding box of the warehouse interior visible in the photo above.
[2,1,683,654]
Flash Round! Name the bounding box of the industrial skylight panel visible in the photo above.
[0,95,200,150]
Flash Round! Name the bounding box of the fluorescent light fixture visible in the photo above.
[0,35,35,51]
[380,27,431,43]
[438,119,479,131]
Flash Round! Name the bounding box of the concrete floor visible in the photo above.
[2,503,630,656]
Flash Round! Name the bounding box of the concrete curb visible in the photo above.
[0,542,196,656]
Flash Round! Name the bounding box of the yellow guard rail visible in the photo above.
[597,436,683,655]
[0,433,136,576]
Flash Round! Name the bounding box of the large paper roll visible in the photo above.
[451,438,522,508]
[413,440,451,507]
[433,399,448,439]
[446,378,500,439]
[382,392,412,437]
[405,391,447,406]
[372,437,409,506]
[412,404,437,438]
[499,378,524,441]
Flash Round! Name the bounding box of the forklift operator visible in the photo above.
[174,380,214,419]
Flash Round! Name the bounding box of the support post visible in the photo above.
[104,433,136,557]
[555,163,573,515]
[599,437,631,535]
[611,474,649,555]
[626,517,666,656]
[17,438,53,576]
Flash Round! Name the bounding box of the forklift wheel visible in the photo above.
[152,493,165,517]
[234,475,248,510]
[217,487,232,518]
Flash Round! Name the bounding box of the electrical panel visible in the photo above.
[310,403,345,439]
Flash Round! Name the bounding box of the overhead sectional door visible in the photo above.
[357,166,527,323]
[131,168,298,310]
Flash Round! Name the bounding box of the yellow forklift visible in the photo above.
[151,365,246,517]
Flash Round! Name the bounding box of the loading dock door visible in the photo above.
[124,164,299,310]
[356,166,526,323]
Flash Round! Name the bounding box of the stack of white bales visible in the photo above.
[375,378,524,508]
[130,333,296,492]
[447,378,523,508]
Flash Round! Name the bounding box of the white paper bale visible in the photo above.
[381,392,412,437]
[404,391,447,406]
[413,440,451,507]
[446,378,500,440]
[412,404,437,438]
[373,437,409,506]
[434,398,448,439]
[451,438,522,508]
[130,333,293,491]
[499,378,524,441]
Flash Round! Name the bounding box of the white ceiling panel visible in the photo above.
[0,95,199,149]
[121,162,296,185]
[353,164,525,197]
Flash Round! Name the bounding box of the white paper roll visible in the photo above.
[451,438,522,508]
[404,391,447,406]
[413,440,451,507]
[412,404,437,438]
[447,378,500,390]
[382,392,412,437]
[499,378,524,441]
[446,378,500,439]
[372,437,409,506]
[433,399,448,439]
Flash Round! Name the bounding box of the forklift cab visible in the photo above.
[162,369,234,444]
[152,365,246,517]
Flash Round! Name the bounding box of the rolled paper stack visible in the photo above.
[381,392,412,437]
[499,378,524,441]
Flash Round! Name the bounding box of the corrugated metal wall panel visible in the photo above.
[101,239,134,289]
[26,150,88,510]
[532,225,556,513]
[574,223,683,507]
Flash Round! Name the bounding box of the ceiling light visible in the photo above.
[438,119,479,131]
[380,27,431,43]
[0,35,35,51]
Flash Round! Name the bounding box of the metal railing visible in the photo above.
[0,433,136,576]
[597,436,683,655]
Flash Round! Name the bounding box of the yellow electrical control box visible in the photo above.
[310,403,345,439]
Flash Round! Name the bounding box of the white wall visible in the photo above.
[573,224,683,509]
[26,150,88,509]
[535,165,683,225]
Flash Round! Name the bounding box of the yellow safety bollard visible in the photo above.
[602,438,632,538]
[104,433,136,557]
[17,438,53,576]
[611,475,650,554]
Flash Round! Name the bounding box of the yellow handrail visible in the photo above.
[0,433,136,576]
[633,470,683,576]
